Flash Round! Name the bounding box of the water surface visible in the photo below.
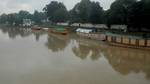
[0,27,150,84]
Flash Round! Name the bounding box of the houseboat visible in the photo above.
[76,28,150,50]
[76,28,106,41]
[105,33,150,50]
[49,27,68,35]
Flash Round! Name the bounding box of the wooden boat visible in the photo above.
[31,25,41,30]
[49,27,68,35]
[42,28,49,31]
[76,28,150,50]
[105,33,150,50]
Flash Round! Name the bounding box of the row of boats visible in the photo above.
[31,26,150,50]
[76,28,150,50]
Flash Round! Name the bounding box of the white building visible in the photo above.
[23,19,32,27]
[111,25,127,32]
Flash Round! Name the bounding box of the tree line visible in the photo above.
[0,0,150,30]
[0,10,46,26]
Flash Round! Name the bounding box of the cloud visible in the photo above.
[0,0,115,14]
[0,0,33,14]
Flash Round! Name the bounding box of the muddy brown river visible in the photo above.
[0,27,150,84]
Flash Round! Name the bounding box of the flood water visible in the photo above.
[0,27,150,84]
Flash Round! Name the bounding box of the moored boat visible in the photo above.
[76,28,150,50]
[49,27,68,35]
[31,25,41,30]
[42,28,49,31]
[76,28,106,41]
[105,33,150,50]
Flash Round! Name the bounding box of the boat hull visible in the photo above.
[31,27,41,30]
[106,35,150,50]
[77,32,150,50]
[77,32,106,41]
[48,28,68,35]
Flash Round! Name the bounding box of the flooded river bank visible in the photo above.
[0,28,150,84]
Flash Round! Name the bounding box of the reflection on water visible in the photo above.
[0,27,46,41]
[0,27,150,84]
[103,46,150,79]
[0,27,32,39]
[45,33,70,52]
[32,30,46,41]
[72,38,102,60]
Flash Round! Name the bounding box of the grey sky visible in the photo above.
[0,0,115,14]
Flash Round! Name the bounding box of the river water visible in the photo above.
[0,27,150,84]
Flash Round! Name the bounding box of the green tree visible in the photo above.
[43,1,68,22]
[70,0,91,23]
[128,1,143,30]
[33,10,46,24]
[128,0,150,31]
[69,3,82,23]
[7,13,17,25]
[0,10,32,26]
[140,0,150,28]
[106,0,137,25]
[89,2,104,24]
[0,14,8,24]
[77,0,91,23]
[70,0,104,24]
[18,10,32,24]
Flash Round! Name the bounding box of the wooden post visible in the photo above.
[129,38,131,45]
[145,39,147,47]
[136,39,139,47]
[106,35,108,41]
[121,37,123,43]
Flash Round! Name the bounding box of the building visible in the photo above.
[111,25,127,32]
[23,19,32,27]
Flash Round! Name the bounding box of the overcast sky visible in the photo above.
[0,0,115,14]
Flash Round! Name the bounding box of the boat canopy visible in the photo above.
[76,28,94,33]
